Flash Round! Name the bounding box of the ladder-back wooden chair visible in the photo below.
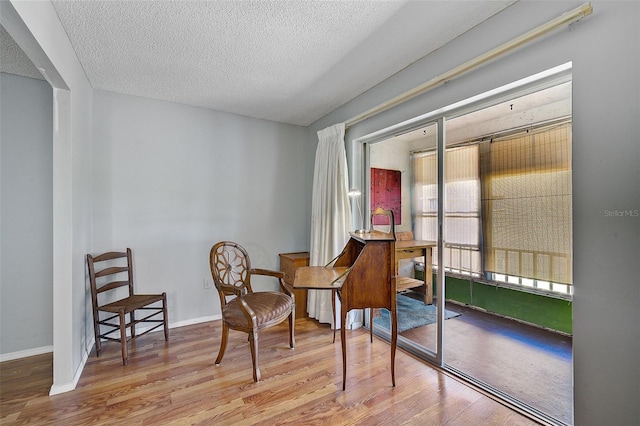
[209,241,295,382]
[86,248,169,365]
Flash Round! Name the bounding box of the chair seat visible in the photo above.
[223,292,292,328]
[99,294,165,314]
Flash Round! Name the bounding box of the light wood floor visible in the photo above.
[1,318,539,425]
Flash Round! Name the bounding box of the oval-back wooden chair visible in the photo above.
[209,241,295,382]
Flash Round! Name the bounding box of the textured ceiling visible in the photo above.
[0,24,45,81]
[3,1,517,126]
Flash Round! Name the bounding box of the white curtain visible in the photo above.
[307,123,361,330]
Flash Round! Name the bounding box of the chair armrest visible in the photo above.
[250,268,284,279]
[249,267,293,303]
[236,296,258,327]
[250,268,294,300]
[279,280,295,301]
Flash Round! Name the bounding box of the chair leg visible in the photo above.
[162,293,169,341]
[93,313,102,357]
[215,323,229,365]
[288,310,295,349]
[249,331,261,382]
[119,310,128,365]
[130,310,136,339]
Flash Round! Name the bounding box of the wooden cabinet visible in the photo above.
[279,252,309,319]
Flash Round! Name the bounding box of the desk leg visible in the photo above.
[391,307,397,387]
[424,248,433,305]
[369,308,373,342]
[341,305,347,391]
[332,289,336,343]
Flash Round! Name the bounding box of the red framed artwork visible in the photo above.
[370,168,401,225]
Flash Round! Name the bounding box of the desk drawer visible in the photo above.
[396,248,423,259]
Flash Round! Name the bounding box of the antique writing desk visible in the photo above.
[294,229,397,390]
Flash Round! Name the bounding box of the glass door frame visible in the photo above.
[349,61,572,365]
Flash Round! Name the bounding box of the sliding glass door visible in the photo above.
[359,64,573,424]
[442,89,573,423]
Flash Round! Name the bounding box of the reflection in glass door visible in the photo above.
[368,121,440,358]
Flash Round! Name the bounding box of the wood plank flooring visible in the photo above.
[1,318,539,425]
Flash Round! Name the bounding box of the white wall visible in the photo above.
[370,140,414,233]
[92,90,311,326]
[0,72,53,357]
[311,1,639,424]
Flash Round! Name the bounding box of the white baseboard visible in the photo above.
[348,321,363,330]
[169,315,221,329]
[49,348,90,396]
[0,345,53,362]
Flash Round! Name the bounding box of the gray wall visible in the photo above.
[3,0,95,393]
[311,1,639,424]
[4,0,311,393]
[92,90,311,328]
[0,72,53,357]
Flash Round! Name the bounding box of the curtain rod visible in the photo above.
[412,116,573,155]
[344,2,592,129]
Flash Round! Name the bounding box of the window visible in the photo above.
[481,121,572,293]
[411,83,572,295]
[413,145,481,277]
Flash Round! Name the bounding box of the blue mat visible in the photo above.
[373,294,461,333]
